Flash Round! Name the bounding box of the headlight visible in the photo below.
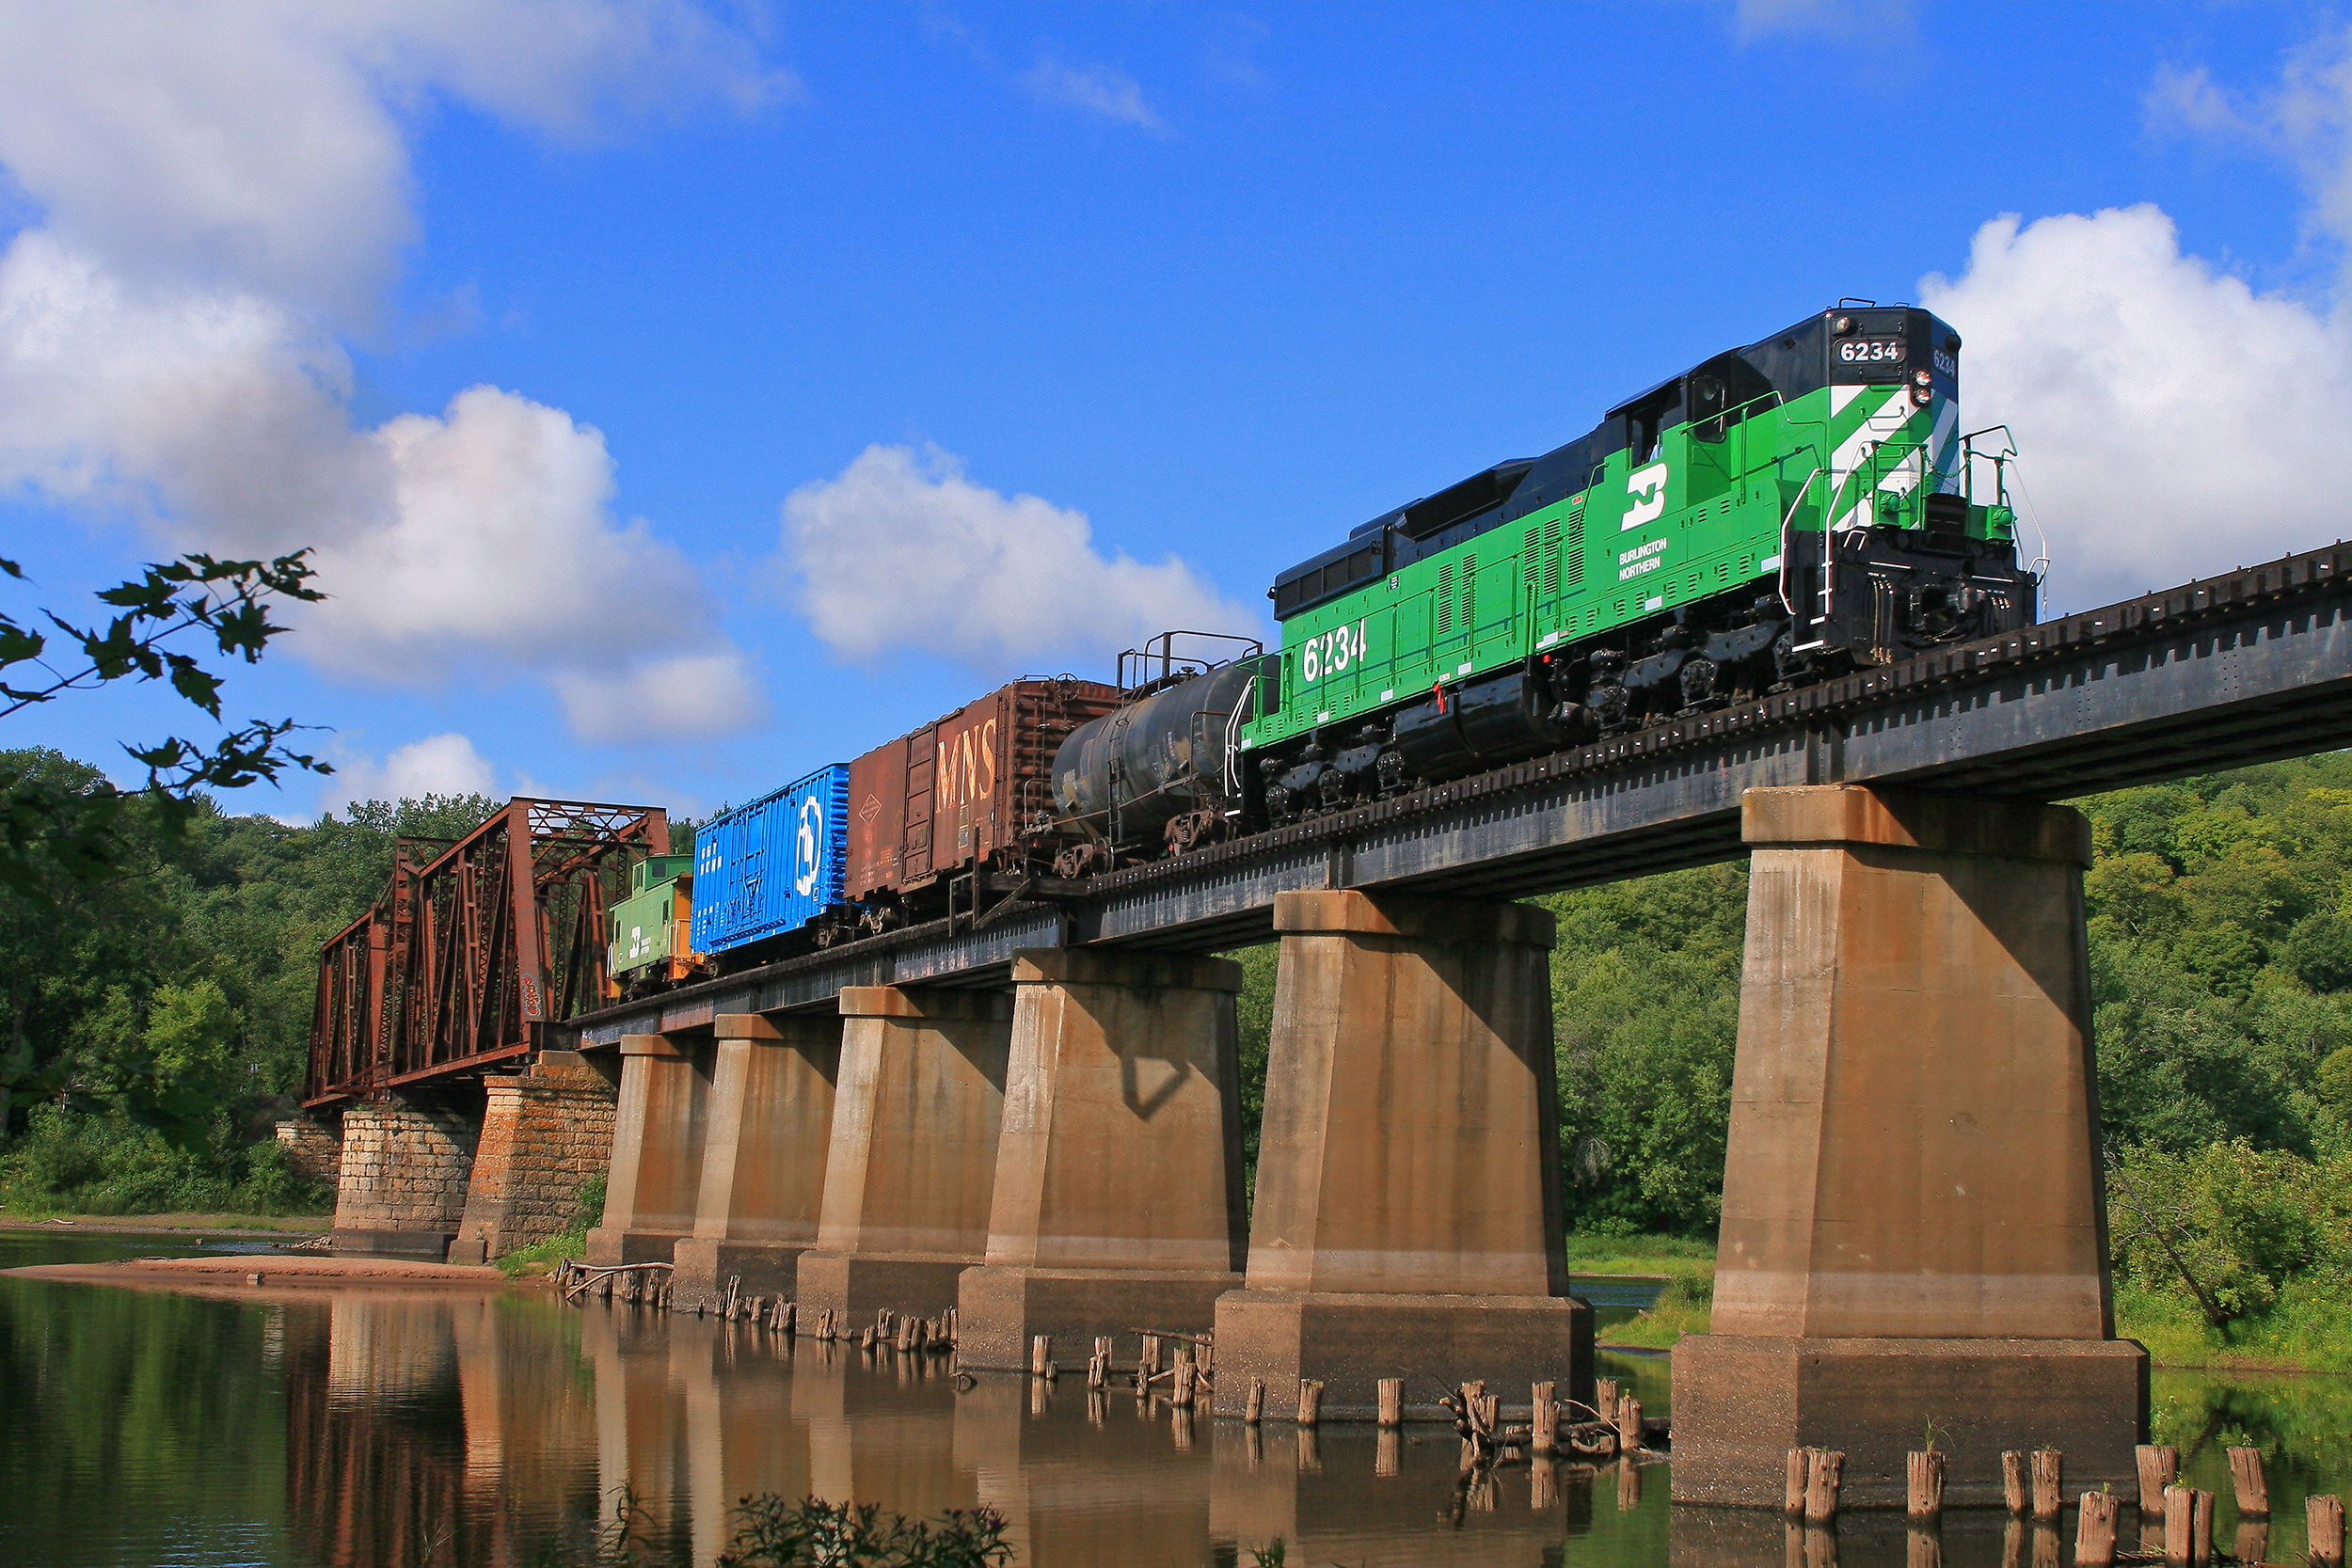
[1910,385,1933,406]
[1914,369,1931,386]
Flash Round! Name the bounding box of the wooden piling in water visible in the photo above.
[1245,1376,1263,1424]
[1376,1378,1403,1429]
[1804,1449,1843,1524]
[1786,1449,1813,1517]
[1530,1382,1555,1455]
[2137,1445,2179,1517]
[2031,1451,2063,1520]
[2003,1452,2030,1514]
[1907,1451,1945,1519]
[2075,1491,2122,1566]
[1296,1379,1324,1427]
[2227,1448,2268,1518]
[2307,1495,2344,1568]
[1616,1396,1644,1455]
[2165,1485,2194,1566]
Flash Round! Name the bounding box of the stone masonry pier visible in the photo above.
[331,1092,484,1257]
[448,1052,618,1266]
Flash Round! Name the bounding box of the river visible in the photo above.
[1,1228,2344,1567]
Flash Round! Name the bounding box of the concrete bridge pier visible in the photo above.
[1670,784,2148,1509]
[794,987,1012,1326]
[671,1012,843,1310]
[586,1032,715,1266]
[1212,890,1593,1422]
[330,1089,483,1257]
[956,949,1248,1371]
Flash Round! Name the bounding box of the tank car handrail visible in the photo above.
[1118,629,1264,693]
[1223,674,1258,800]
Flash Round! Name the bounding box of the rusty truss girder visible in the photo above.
[305,799,669,1106]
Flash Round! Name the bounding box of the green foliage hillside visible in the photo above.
[1531,753,2352,1243]
[0,746,500,1214]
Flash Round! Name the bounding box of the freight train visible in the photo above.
[609,301,2040,994]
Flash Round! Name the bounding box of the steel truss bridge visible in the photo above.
[554,539,2352,1045]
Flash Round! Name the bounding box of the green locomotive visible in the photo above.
[1051,302,2039,859]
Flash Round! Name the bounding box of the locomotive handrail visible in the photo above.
[1776,463,1824,618]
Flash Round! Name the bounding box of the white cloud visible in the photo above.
[2150,29,2352,250]
[1922,206,2352,610]
[0,3,778,744]
[332,732,497,812]
[552,649,767,745]
[1021,59,1165,133]
[783,444,1257,672]
[0,1,790,316]
[1922,24,2352,612]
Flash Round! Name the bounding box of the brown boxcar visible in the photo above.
[844,676,1120,913]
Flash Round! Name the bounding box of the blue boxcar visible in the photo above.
[689,763,850,955]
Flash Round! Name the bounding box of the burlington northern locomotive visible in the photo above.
[609,301,2039,993]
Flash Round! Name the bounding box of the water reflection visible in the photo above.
[273,1289,1676,1566]
[18,1241,2351,1568]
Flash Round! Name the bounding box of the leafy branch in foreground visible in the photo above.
[0,550,331,896]
[716,1496,1012,1568]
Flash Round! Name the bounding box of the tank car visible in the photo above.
[1047,300,2039,863]
[1044,633,1263,873]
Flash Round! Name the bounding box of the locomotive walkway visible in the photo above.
[306,533,2352,1513]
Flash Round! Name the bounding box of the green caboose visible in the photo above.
[606,854,699,996]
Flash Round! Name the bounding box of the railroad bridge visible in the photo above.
[293,538,2352,1509]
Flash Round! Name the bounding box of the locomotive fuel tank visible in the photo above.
[1052,657,1262,857]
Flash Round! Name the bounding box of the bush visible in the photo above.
[0,1102,328,1216]
[2107,1141,2352,1324]
[497,1172,610,1276]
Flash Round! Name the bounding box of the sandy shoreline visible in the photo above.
[8,1255,512,1290]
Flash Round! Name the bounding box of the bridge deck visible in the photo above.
[564,541,2352,1046]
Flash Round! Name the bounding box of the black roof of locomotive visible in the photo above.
[1269,304,1953,620]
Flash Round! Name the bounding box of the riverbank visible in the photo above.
[1567,1232,1715,1349]
[0,1211,332,1239]
[7,1254,508,1291]
[1564,1233,2352,1373]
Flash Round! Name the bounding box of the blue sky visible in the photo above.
[2,1,2346,822]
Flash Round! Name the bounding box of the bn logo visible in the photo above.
[794,792,825,897]
[1623,462,1669,530]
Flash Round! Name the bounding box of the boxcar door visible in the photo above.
[902,723,936,883]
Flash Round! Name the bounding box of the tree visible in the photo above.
[1,550,329,897]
